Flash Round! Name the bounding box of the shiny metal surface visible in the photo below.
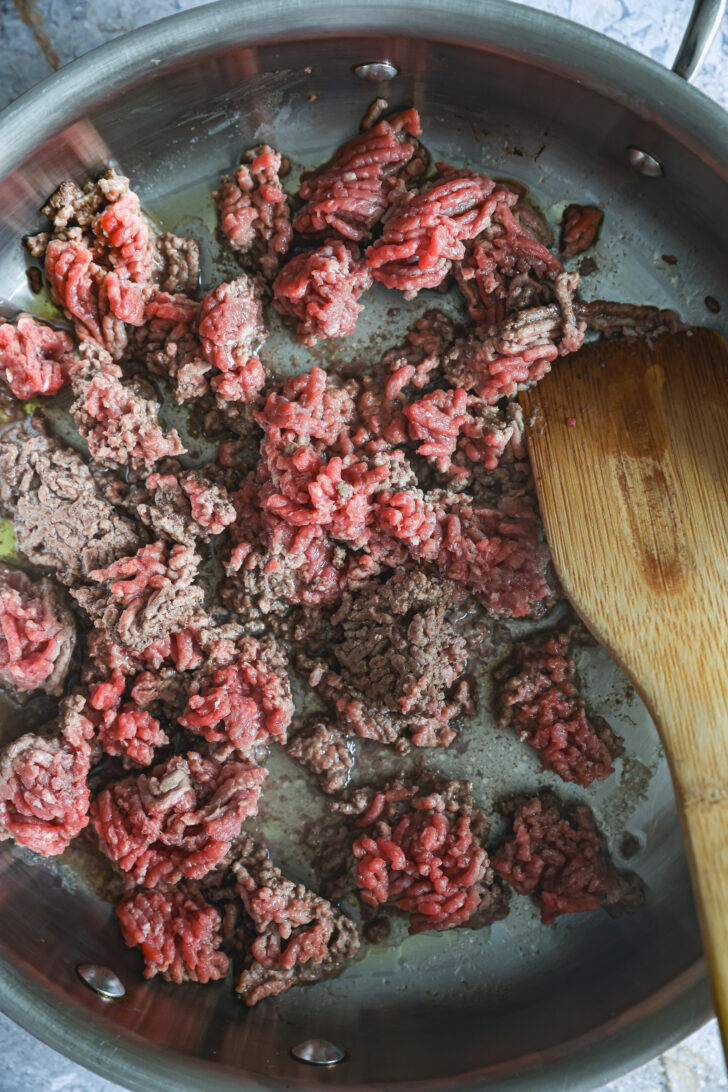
[76,965,127,1001]
[0,1,727,1090]
[291,1039,347,1066]
[625,146,665,176]
[352,61,400,81]
[672,0,727,80]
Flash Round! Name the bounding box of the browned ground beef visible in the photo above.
[287,719,354,794]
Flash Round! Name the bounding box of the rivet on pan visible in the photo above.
[76,963,126,1000]
[353,61,399,82]
[291,1039,346,1066]
[626,146,664,177]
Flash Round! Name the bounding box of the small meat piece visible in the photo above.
[294,109,423,242]
[214,144,293,279]
[71,541,205,653]
[576,299,684,339]
[231,839,360,1005]
[142,468,236,542]
[181,635,294,758]
[366,165,502,298]
[560,204,604,260]
[492,793,642,924]
[0,314,77,400]
[404,389,514,478]
[0,568,76,695]
[198,277,266,404]
[494,630,623,786]
[154,232,200,296]
[340,778,507,934]
[287,720,353,794]
[45,239,130,358]
[91,750,267,887]
[70,343,185,469]
[86,670,168,767]
[0,694,94,856]
[273,241,372,346]
[296,569,473,749]
[0,418,142,584]
[117,884,229,983]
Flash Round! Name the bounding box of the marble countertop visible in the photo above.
[0,1,727,1089]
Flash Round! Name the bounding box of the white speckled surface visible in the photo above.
[0,1,726,1089]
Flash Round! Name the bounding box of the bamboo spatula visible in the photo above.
[519,328,728,1044]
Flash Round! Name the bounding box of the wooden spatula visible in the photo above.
[519,328,728,1045]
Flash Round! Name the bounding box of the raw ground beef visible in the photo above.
[85,667,168,767]
[91,750,267,887]
[561,204,604,259]
[336,779,508,934]
[272,240,373,345]
[0,694,93,856]
[287,719,354,794]
[0,314,78,400]
[0,417,141,584]
[198,276,266,405]
[214,144,293,279]
[117,884,230,983]
[0,568,76,695]
[296,569,474,749]
[230,838,360,1005]
[492,793,642,924]
[495,628,624,786]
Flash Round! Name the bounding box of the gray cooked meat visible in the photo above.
[287,720,354,794]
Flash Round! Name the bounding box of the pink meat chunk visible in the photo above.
[214,144,293,278]
[198,277,266,404]
[0,314,78,400]
[273,241,373,345]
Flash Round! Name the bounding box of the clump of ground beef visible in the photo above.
[560,204,604,260]
[293,108,423,242]
[272,240,373,345]
[0,418,141,584]
[143,467,236,541]
[117,884,230,983]
[214,144,293,279]
[0,314,78,400]
[198,276,266,405]
[494,629,623,787]
[0,694,94,856]
[0,568,76,695]
[85,668,168,767]
[296,569,473,749]
[335,779,508,934]
[91,750,267,887]
[492,793,642,924]
[230,838,360,1005]
[287,720,354,794]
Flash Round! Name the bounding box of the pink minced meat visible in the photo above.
[117,884,230,983]
[91,750,267,887]
[366,166,503,298]
[492,793,642,924]
[0,314,77,400]
[561,204,604,260]
[495,630,624,786]
[214,144,293,279]
[198,276,266,404]
[403,388,515,478]
[294,109,423,242]
[0,694,94,856]
[272,241,373,345]
[45,239,133,359]
[86,669,168,767]
[180,635,294,758]
[145,469,237,537]
[0,568,75,695]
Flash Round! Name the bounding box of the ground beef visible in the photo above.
[154,233,200,296]
[294,109,423,242]
[296,569,473,749]
[181,634,294,758]
[70,343,185,469]
[214,144,292,279]
[71,541,205,653]
[366,165,506,298]
[0,314,78,400]
[0,694,94,856]
[492,793,642,924]
[231,839,360,1005]
[198,276,266,405]
[494,629,623,786]
[576,299,684,339]
[272,240,373,345]
[338,778,507,934]
[560,204,604,260]
[287,720,354,794]
[142,467,236,542]
[91,750,267,887]
[0,418,141,584]
[86,669,168,767]
[0,568,76,695]
[117,884,229,983]
[403,389,515,478]
[44,239,130,358]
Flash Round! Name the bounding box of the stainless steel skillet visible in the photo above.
[0,1,727,1090]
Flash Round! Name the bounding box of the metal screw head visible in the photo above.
[76,963,126,1000]
[291,1039,346,1066]
[353,61,399,82]
[626,146,664,177]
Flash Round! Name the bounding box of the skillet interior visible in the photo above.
[0,3,727,1090]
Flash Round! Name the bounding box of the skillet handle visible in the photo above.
[672,0,726,81]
